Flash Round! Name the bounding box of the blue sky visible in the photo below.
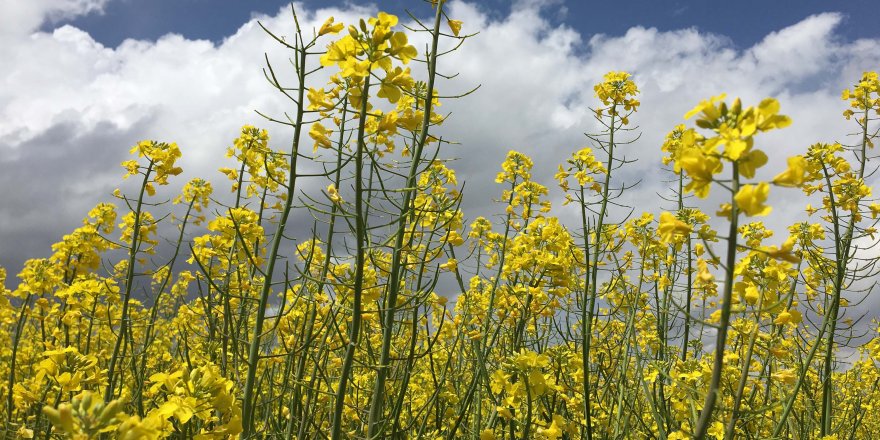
[52,0,879,49]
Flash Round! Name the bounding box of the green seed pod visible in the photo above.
[80,392,93,412]
[731,97,742,115]
[59,405,75,432]
[42,406,62,426]
[99,400,120,424]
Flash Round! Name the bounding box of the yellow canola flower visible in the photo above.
[707,422,726,439]
[327,184,342,204]
[388,31,418,64]
[743,284,760,305]
[124,140,183,185]
[669,431,691,440]
[369,11,398,28]
[734,182,772,216]
[489,370,509,395]
[496,406,514,420]
[738,149,768,179]
[320,35,360,69]
[447,19,463,37]
[678,148,721,198]
[773,156,808,187]
[319,12,417,82]
[772,369,797,385]
[657,211,692,243]
[774,309,802,325]
[594,71,640,110]
[309,122,333,151]
[752,98,792,131]
[318,17,344,36]
[717,124,751,161]
[307,87,336,111]
[537,415,566,440]
[377,66,414,103]
[842,71,880,119]
[684,93,727,120]
[711,208,733,227]
[763,236,800,263]
[340,57,371,78]
[439,258,457,272]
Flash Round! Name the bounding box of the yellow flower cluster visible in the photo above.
[122,140,183,196]
[2,4,880,439]
[667,95,793,218]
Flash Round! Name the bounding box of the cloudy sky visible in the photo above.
[1,0,879,284]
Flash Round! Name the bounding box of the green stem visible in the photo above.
[366,4,444,436]
[240,29,308,437]
[105,161,154,403]
[693,162,739,440]
[330,72,372,440]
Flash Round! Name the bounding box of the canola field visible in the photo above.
[2,1,880,439]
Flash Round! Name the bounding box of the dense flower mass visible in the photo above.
[2,3,880,440]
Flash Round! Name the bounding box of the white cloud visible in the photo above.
[0,0,109,40]
[0,0,878,285]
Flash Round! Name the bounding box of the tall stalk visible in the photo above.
[693,163,739,440]
[330,73,372,440]
[240,18,308,437]
[819,105,869,436]
[105,161,153,402]
[366,3,445,436]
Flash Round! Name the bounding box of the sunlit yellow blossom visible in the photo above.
[774,309,802,325]
[773,155,808,187]
[318,17,344,36]
[657,211,692,243]
[327,184,342,204]
[772,369,797,385]
[735,182,772,216]
[439,258,457,272]
[684,93,727,120]
[309,122,333,150]
[447,19,463,36]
